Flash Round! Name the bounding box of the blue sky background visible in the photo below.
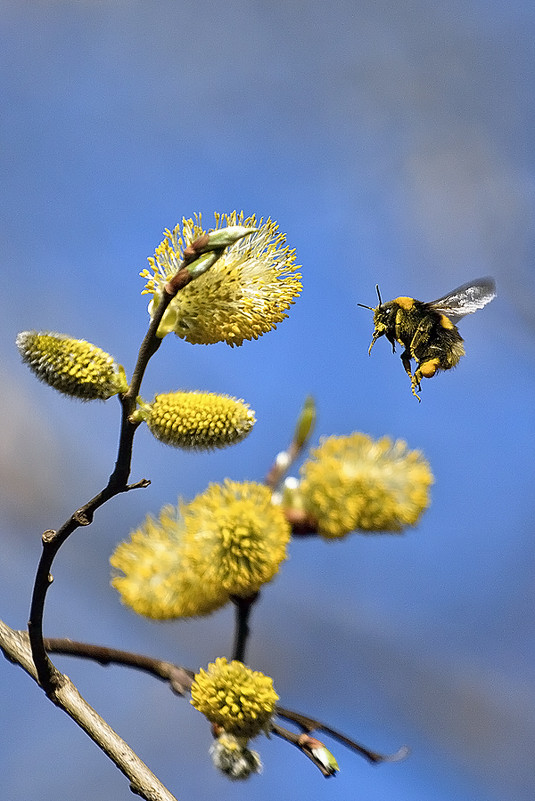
[1,2,534,800]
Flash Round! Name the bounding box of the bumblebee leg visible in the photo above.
[400,349,422,401]
[385,332,397,354]
[411,359,440,401]
[408,319,439,401]
[400,349,412,377]
[410,373,422,401]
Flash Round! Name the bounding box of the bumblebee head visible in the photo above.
[358,285,387,353]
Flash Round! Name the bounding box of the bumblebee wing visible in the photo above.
[429,277,496,323]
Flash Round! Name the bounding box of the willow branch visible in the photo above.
[18,231,255,792]
[284,508,321,537]
[0,621,178,801]
[275,705,409,764]
[45,638,195,695]
[43,637,408,771]
[27,271,188,694]
[230,593,258,663]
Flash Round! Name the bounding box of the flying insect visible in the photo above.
[358,277,496,400]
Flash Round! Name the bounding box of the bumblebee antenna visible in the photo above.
[357,283,384,311]
[375,284,383,306]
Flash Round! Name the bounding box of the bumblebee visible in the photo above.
[358,278,496,400]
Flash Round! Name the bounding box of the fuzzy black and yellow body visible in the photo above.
[359,278,496,400]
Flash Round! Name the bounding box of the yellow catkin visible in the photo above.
[182,480,291,596]
[299,432,433,538]
[140,212,302,346]
[16,331,127,400]
[191,658,278,739]
[145,391,255,449]
[110,505,228,620]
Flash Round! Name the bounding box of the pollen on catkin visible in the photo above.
[110,480,291,619]
[143,391,255,450]
[110,504,228,619]
[141,212,302,345]
[190,657,279,739]
[182,480,291,597]
[16,331,127,400]
[299,433,433,538]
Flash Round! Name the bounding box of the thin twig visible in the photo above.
[27,283,176,694]
[43,637,408,771]
[45,638,195,696]
[275,705,409,764]
[230,593,258,663]
[284,507,320,536]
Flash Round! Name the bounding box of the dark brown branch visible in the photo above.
[275,705,409,764]
[230,593,258,663]
[27,476,151,696]
[27,279,180,694]
[20,233,256,795]
[284,508,321,537]
[45,638,194,695]
[43,637,408,770]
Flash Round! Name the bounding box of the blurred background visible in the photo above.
[1,1,534,799]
